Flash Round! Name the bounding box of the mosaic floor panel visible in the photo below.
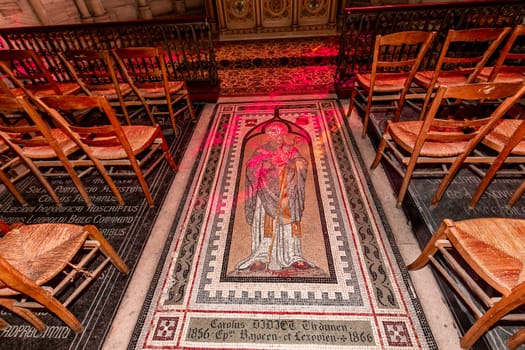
[130,100,437,349]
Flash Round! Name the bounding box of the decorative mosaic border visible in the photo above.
[129,100,438,349]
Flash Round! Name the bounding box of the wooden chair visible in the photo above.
[0,49,81,98]
[468,118,525,208]
[408,217,525,350]
[348,30,436,137]
[40,94,177,207]
[430,83,525,207]
[477,25,525,83]
[58,49,154,125]
[0,95,93,206]
[371,81,525,208]
[112,47,196,135]
[412,27,511,120]
[0,221,129,332]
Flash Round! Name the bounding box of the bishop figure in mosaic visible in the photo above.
[236,122,313,271]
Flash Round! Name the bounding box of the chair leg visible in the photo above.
[183,84,197,122]
[166,98,179,138]
[508,179,525,208]
[361,91,373,138]
[346,88,357,119]
[127,152,155,206]
[0,169,26,206]
[33,290,83,333]
[71,140,125,206]
[471,124,525,208]
[370,126,391,170]
[395,153,419,208]
[16,156,61,206]
[0,315,9,330]
[84,225,129,274]
[142,102,156,126]
[407,220,449,270]
[0,259,83,333]
[0,298,46,332]
[89,158,124,205]
[418,86,434,121]
[155,126,178,171]
[432,149,477,207]
[507,326,525,350]
[52,150,92,206]
[460,284,525,349]
[393,88,409,123]
[468,160,502,208]
[370,138,388,170]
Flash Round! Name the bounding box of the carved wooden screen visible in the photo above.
[216,0,338,38]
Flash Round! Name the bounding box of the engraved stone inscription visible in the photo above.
[186,318,375,346]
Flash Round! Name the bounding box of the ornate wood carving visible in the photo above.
[299,0,329,25]
[262,0,291,27]
[222,0,256,30]
[216,0,337,39]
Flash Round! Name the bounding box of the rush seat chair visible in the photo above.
[112,46,196,136]
[348,30,436,137]
[477,25,525,84]
[40,94,178,207]
[0,49,81,98]
[58,49,154,125]
[469,118,525,208]
[431,84,525,207]
[412,27,511,120]
[371,81,525,208]
[408,217,525,350]
[0,95,93,206]
[0,221,129,332]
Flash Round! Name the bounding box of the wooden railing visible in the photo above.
[334,0,525,98]
[0,16,219,102]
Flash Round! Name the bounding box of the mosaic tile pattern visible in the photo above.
[130,100,438,349]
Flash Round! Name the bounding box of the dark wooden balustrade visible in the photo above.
[0,16,219,102]
[335,0,525,98]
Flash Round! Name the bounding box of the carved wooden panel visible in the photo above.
[221,0,257,30]
[299,0,330,25]
[262,0,292,27]
[216,0,337,38]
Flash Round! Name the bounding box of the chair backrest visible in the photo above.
[371,30,436,80]
[427,82,525,206]
[419,82,525,147]
[0,96,62,152]
[39,94,167,207]
[112,46,170,92]
[487,24,525,82]
[429,27,512,86]
[371,30,436,122]
[0,49,63,96]
[58,49,122,96]
[39,95,136,157]
[429,27,511,87]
